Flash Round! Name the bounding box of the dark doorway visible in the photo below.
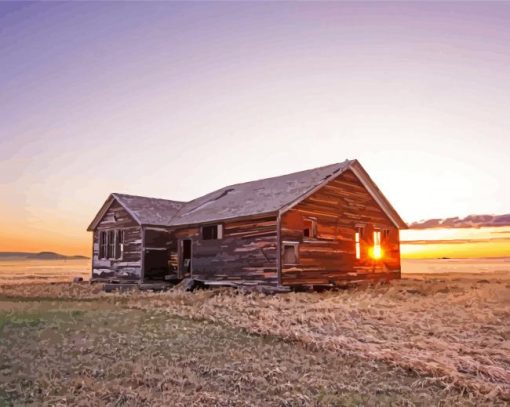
[144,249,169,281]
[180,239,192,278]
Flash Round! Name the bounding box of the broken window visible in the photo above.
[283,242,299,265]
[303,218,317,239]
[99,231,107,259]
[202,224,222,240]
[115,230,124,259]
[107,230,115,259]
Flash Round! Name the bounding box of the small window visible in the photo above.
[202,224,222,240]
[283,242,299,265]
[382,229,390,240]
[99,231,107,259]
[355,231,361,260]
[356,226,365,239]
[303,218,317,239]
[355,226,364,260]
[107,230,115,259]
[115,230,124,259]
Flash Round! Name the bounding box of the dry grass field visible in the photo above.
[0,260,509,406]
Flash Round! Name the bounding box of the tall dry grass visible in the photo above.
[126,275,510,401]
[1,270,508,402]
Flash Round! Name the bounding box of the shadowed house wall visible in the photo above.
[168,216,278,284]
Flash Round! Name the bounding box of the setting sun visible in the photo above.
[369,247,384,260]
[372,247,383,260]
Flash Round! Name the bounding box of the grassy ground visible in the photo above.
[0,272,509,406]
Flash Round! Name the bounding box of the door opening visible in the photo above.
[144,249,169,281]
[180,239,192,278]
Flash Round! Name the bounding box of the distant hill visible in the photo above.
[409,214,510,229]
[0,251,89,260]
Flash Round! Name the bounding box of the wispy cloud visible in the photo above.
[409,214,510,229]
[402,236,510,245]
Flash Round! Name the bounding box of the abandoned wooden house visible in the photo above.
[87,159,407,287]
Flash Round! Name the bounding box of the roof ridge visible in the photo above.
[177,160,353,209]
[212,161,352,191]
[169,160,354,225]
[113,161,353,211]
[112,192,187,204]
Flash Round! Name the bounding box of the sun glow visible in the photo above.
[370,231,383,260]
[400,227,510,259]
[372,246,383,259]
[369,246,384,260]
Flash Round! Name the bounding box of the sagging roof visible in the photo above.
[88,159,408,230]
[169,161,352,226]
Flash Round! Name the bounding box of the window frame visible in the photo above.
[355,226,364,260]
[355,230,361,260]
[99,231,107,259]
[107,230,115,259]
[282,241,299,266]
[374,230,381,246]
[303,217,317,240]
[373,229,382,260]
[115,229,124,260]
[382,229,390,241]
[202,224,223,240]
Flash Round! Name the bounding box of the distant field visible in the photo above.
[0,257,509,285]
[0,259,90,284]
[0,259,509,405]
[402,257,510,275]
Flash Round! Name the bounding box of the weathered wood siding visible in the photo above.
[280,169,401,286]
[169,216,278,284]
[91,201,142,281]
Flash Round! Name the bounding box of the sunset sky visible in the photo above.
[1,2,509,257]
